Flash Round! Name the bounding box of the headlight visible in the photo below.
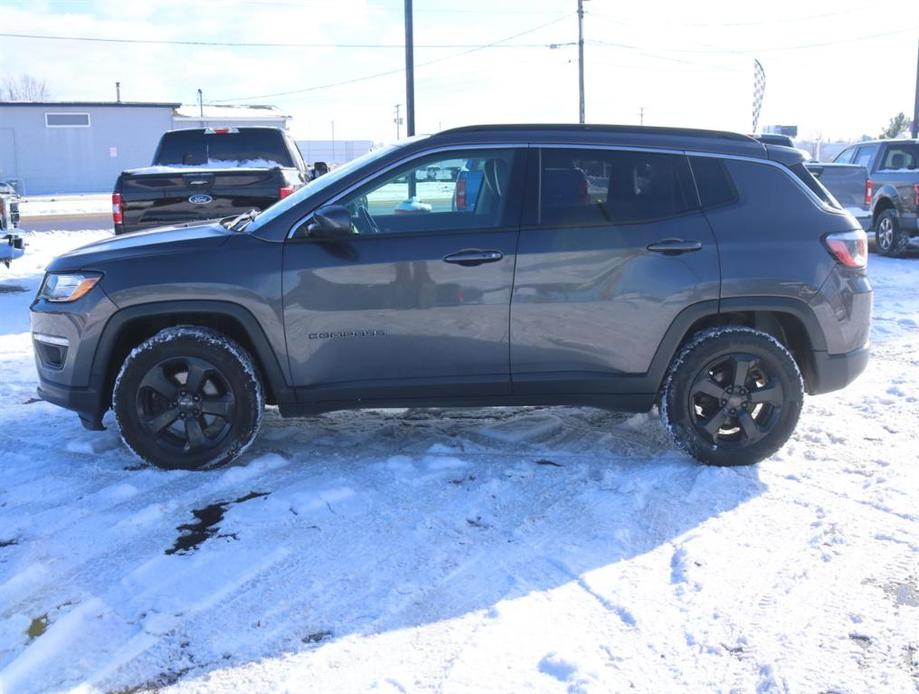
[39,272,102,302]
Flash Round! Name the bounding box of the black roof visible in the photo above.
[430,123,766,157]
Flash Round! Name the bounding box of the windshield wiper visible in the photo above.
[224,209,259,232]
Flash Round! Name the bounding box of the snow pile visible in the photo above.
[0,230,918,692]
[125,160,284,175]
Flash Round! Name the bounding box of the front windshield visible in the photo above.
[247,143,403,232]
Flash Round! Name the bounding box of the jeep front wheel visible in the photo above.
[660,327,804,467]
[113,326,264,470]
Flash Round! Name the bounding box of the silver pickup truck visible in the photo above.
[807,139,919,257]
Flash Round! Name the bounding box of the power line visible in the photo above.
[587,27,918,55]
[0,31,559,49]
[588,6,873,28]
[212,14,571,102]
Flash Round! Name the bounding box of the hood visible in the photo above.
[47,223,232,272]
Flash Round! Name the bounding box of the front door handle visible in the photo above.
[646,238,703,255]
[443,249,504,266]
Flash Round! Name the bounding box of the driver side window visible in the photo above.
[338,148,518,235]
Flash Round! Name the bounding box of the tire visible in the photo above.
[113,326,264,470]
[659,327,804,467]
[875,209,908,258]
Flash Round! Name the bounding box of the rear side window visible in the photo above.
[853,145,879,168]
[689,157,738,209]
[833,147,855,164]
[879,144,919,170]
[538,149,697,226]
[788,163,841,209]
[154,129,295,167]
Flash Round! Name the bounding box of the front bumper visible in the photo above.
[36,377,107,430]
[808,344,870,395]
[31,288,119,430]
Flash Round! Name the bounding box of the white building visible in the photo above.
[0,101,290,195]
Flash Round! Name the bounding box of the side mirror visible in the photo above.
[306,205,353,239]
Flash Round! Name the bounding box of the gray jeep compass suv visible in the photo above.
[31,125,871,470]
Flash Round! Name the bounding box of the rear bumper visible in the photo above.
[808,344,870,395]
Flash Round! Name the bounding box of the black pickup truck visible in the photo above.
[112,127,309,234]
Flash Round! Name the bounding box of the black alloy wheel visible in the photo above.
[688,353,784,448]
[660,327,804,466]
[135,356,237,456]
[114,326,263,470]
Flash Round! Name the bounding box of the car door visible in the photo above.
[510,146,720,392]
[283,146,524,404]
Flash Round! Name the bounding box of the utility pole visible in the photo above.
[912,38,918,138]
[197,88,204,128]
[639,106,644,126]
[331,120,336,163]
[577,0,585,124]
[394,104,403,140]
[115,81,121,103]
[404,0,416,137]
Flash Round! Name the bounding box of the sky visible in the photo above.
[0,0,917,143]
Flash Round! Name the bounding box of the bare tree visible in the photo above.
[2,74,50,101]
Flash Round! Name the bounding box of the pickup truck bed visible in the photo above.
[805,162,870,223]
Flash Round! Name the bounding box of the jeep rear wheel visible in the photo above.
[660,327,804,466]
[113,326,264,470]
[875,209,908,258]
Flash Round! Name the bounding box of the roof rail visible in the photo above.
[436,123,757,143]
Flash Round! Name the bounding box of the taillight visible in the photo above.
[913,183,919,207]
[865,178,873,206]
[824,230,868,269]
[455,174,467,210]
[278,185,295,199]
[112,192,123,225]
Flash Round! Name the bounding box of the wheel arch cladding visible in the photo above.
[91,301,291,410]
[664,304,820,394]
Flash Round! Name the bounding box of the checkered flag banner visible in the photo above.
[752,59,766,133]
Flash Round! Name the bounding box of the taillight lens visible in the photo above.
[824,230,868,269]
[112,192,123,225]
[278,185,295,199]
[865,179,873,206]
[913,183,919,207]
[455,174,467,210]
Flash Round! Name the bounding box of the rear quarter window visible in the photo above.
[788,162,840,209]
[689,157,738,209]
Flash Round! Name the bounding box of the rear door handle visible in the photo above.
[443,249,504,266]
[646,238,703,255]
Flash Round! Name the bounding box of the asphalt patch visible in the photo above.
[166,491,268,555]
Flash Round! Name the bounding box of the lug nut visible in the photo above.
[729,408,736,415]
[721,399,727,406]
[194,395,200,402]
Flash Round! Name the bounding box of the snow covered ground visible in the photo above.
[1,230,918,693]
[16,194,110,218]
